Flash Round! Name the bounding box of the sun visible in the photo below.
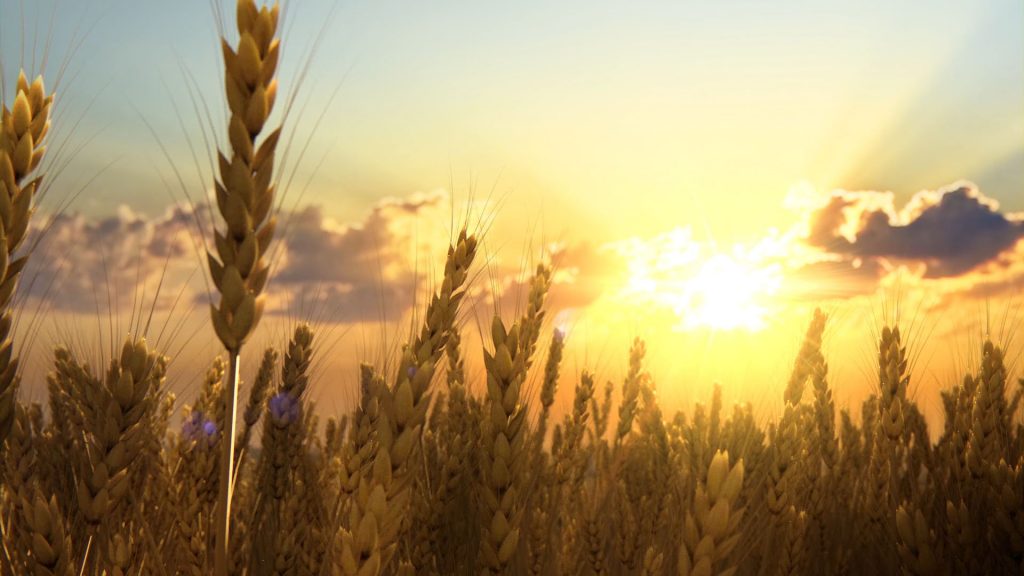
[621,235,783,332]
[680,254,781,331]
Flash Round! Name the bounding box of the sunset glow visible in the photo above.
[0,0,1020,427]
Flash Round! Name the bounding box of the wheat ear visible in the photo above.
[0,71,53,447]
[16,488,74,576]
[775,506,807,576]
[478,265,551,574]
[76,339,167,530]
[336,231,477,576]
[783,308,826,407]
[966,341,1009,478]
[616,337,647,446]
[877,325,908,442]
[536,329,564,444]
[678,450,745,576]
[234,347,277,468]
[895,503,942,576]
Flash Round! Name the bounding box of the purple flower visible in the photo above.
[407,365,417,379]
[182,412,204,442]
[269,392,300,425]
[202,420,218,438]
[182,412,219,447]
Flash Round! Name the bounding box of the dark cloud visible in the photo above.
[805,195,856,250]
[804,183,1024,278]
[932,241,1024,303]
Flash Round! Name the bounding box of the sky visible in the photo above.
[1,0,1022,428]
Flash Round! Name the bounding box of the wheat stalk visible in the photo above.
[207,1,283,571]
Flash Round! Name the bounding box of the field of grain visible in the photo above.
[1,1,1022,575]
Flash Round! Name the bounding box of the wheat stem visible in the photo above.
[215,351,240,575]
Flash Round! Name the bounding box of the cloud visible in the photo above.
[270,188,623,325]
[781,256,885,301]
[547,241,619,310]
[19,191,462,323]
[21,182,1022,326]
[275,192,449,285]
[22,204,206,314]
[959,256,1024,300]
[268,191,455,323]
[803,182,1024,278]
[474,240,621,327]
[23,189,618,326]
[590,181,1024,314]
[919,241,1024,304]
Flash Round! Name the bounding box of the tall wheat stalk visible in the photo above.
[206,1,282,573]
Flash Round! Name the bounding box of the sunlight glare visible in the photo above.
[681,254,782,331]
[620,233,783,332]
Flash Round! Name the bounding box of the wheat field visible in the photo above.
[1,1,1023,575]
